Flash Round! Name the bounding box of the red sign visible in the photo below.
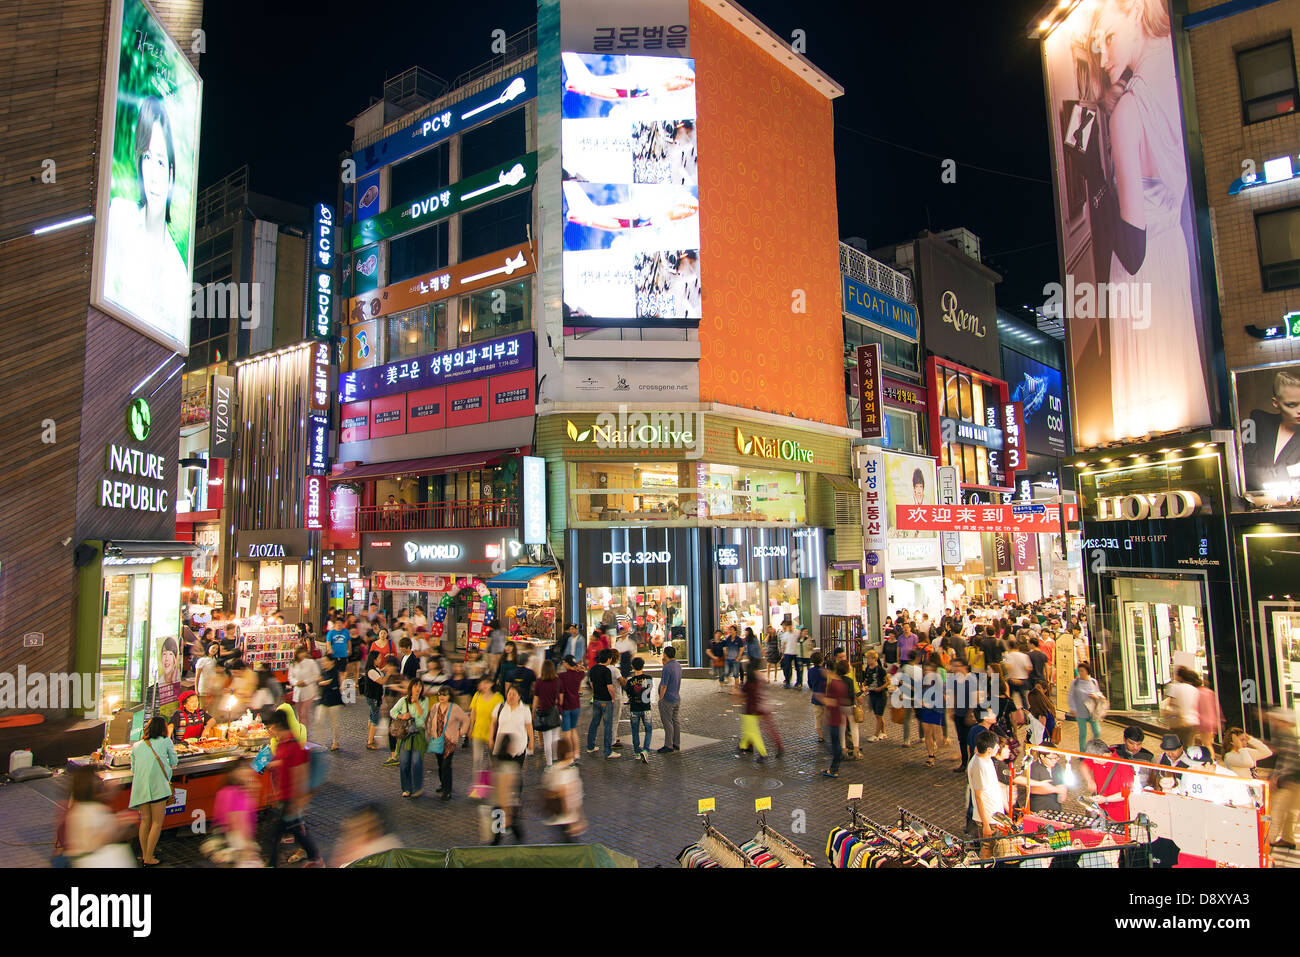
[1013,532,1038,572]
[892,503,1079,533]
[489,368,535,421]
[446,378,490,428]
[856,343,883,439]
[329,482,358,532]
[407,386,446,433]
[1003,402,1026,474]
[370,394,405,438]
[375,573,448,591]
[340,401,370,443]
[881,376,926,411]
[305,475,327,530]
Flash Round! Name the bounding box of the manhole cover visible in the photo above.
[733,776,784,790]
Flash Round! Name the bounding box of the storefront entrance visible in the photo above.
[711,527,825,637]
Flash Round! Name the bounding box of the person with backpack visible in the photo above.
[265,709,323,867]
[390,680,431,798]
[624,658,655,763]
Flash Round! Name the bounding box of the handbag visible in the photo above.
[534,704,561,731]
[852,704,866,724]
[889,706,905,724]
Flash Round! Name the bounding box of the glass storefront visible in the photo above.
[569,461,807,525]
[95,558,184,718]
[718,578,802,634]
[584,584,688,659]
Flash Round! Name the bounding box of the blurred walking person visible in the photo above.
[489,683,534,844]
[288,644,319,739]
[265,709,323,867]
[736,661,769,764]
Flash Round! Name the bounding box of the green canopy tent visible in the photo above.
[344,844,638,869]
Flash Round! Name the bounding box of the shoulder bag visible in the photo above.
[534,685,561,731]
[390,700,413,739]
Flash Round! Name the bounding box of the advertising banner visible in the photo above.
[340,331,533,404]
[562,360,698,402]
[352,67,537,178]
[351,152,537,250]
[307,203,336,340]
[1002,349,1068,456]
[91,0,202,355]
[375,573,450,592]
[305,475,327,531]
[1040,0,1212,447]
[347,243,535,323]
[350,319,377,370]
[892,503,1079,533]
[1013,532,1038,573]
[937,465,961,567]
[858,447,887,560]
[842,277,919,340]
[915,236,999,376]
[561,51,700,324]
[857,343,883,439]
[883,451,941,572]
[1231,362,1300,502]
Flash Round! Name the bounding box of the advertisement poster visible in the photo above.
[883,451,940,571]
[561,52,700,323]
[1232,362,1300,501]
[92,0,203,355]
[1002,348,1068,456]
[1041,0,1212,447]
[915,236,1000,376]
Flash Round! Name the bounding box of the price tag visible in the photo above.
[697,798,716,815]
[755,797,772,812]
[847,784,863,801]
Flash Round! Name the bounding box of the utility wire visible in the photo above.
[835,123,1053,185]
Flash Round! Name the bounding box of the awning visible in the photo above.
[329,449,519,482]
[484,565,554,589]
[100,540,204,561]
[823,474,860,494]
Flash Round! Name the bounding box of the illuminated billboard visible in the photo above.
[1039,0,1213,448]
[1002,349,1068,457]
[1232,362,1300,503]
[91,0,202,355]
[561,52,700,324]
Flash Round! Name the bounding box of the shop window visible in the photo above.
[1257,205,1300,291]
[567,462,807,525]
[457,278,531,344]
[882,409,916,452]
[389,142,450,213]
[460,107,527,178]
[385,302,447,362]
[719,579,802,635]
[459,192,531,262]
[389,221,449,285]
[1237,37,1298,125]
[585,585,687,660]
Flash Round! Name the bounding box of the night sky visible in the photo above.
[198,0,1056,307]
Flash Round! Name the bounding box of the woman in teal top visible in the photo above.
[390,681,431,798]
[129,715,178,866]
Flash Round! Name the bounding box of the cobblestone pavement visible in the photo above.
[1,678,1294,868]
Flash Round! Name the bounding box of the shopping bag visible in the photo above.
[468,768,492,800]
[889,707,905,725]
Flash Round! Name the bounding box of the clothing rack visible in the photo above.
[755,814,816,868]
[895,806,967,866]
[677,815,754,869]
[827,808,919,869]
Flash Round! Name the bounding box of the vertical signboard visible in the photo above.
[310,341,331,413]
[1002,402,1026,475]
[308,202,336,340]
[937,465,961,566]
[307,414,329,475]
[857,343,883,439]
[859,448,886,585]
[521,455,547,545]
[304,475,327,530]
[208,373,234,459]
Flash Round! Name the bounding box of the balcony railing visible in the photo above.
[839,242,914,303]
[354,500,518,533]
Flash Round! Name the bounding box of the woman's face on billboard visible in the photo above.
[1273,381,1300,428]
[141,121,172,219]
[1095,3,1139,79]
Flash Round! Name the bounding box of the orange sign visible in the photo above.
[346,243,536,323]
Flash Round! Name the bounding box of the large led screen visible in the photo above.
[561,52,700,324]
[1002,349,1069,457]
[1040,0,1212,448]
[92,0,202,355]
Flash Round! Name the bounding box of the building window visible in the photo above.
[459,192,531,262]
[385,302,447,362]
[1257,205,1300,291]
[842,317,918,373]
[389,221,449,284]
[1237,38,1298,125]
[567,462,806,525]
[460,107,527,177]
[458,279,530,344]
[389,142,450,212]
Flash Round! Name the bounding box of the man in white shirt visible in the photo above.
[1004,643,1032,709]
[779,622,800,689]
[963,614,977,639]
[966,730,1003,857]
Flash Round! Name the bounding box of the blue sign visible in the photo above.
[1002,349,1068,457]
[353,68,537,178]
[340,331,534,404]
[842,276,919,341]
[1012,504,1046,515]
[308,412,330,474]
[865,552,880,567]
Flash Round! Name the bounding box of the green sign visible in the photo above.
[350,152,537,250]
[127,397,151,441]
[1287,311,1300,338]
